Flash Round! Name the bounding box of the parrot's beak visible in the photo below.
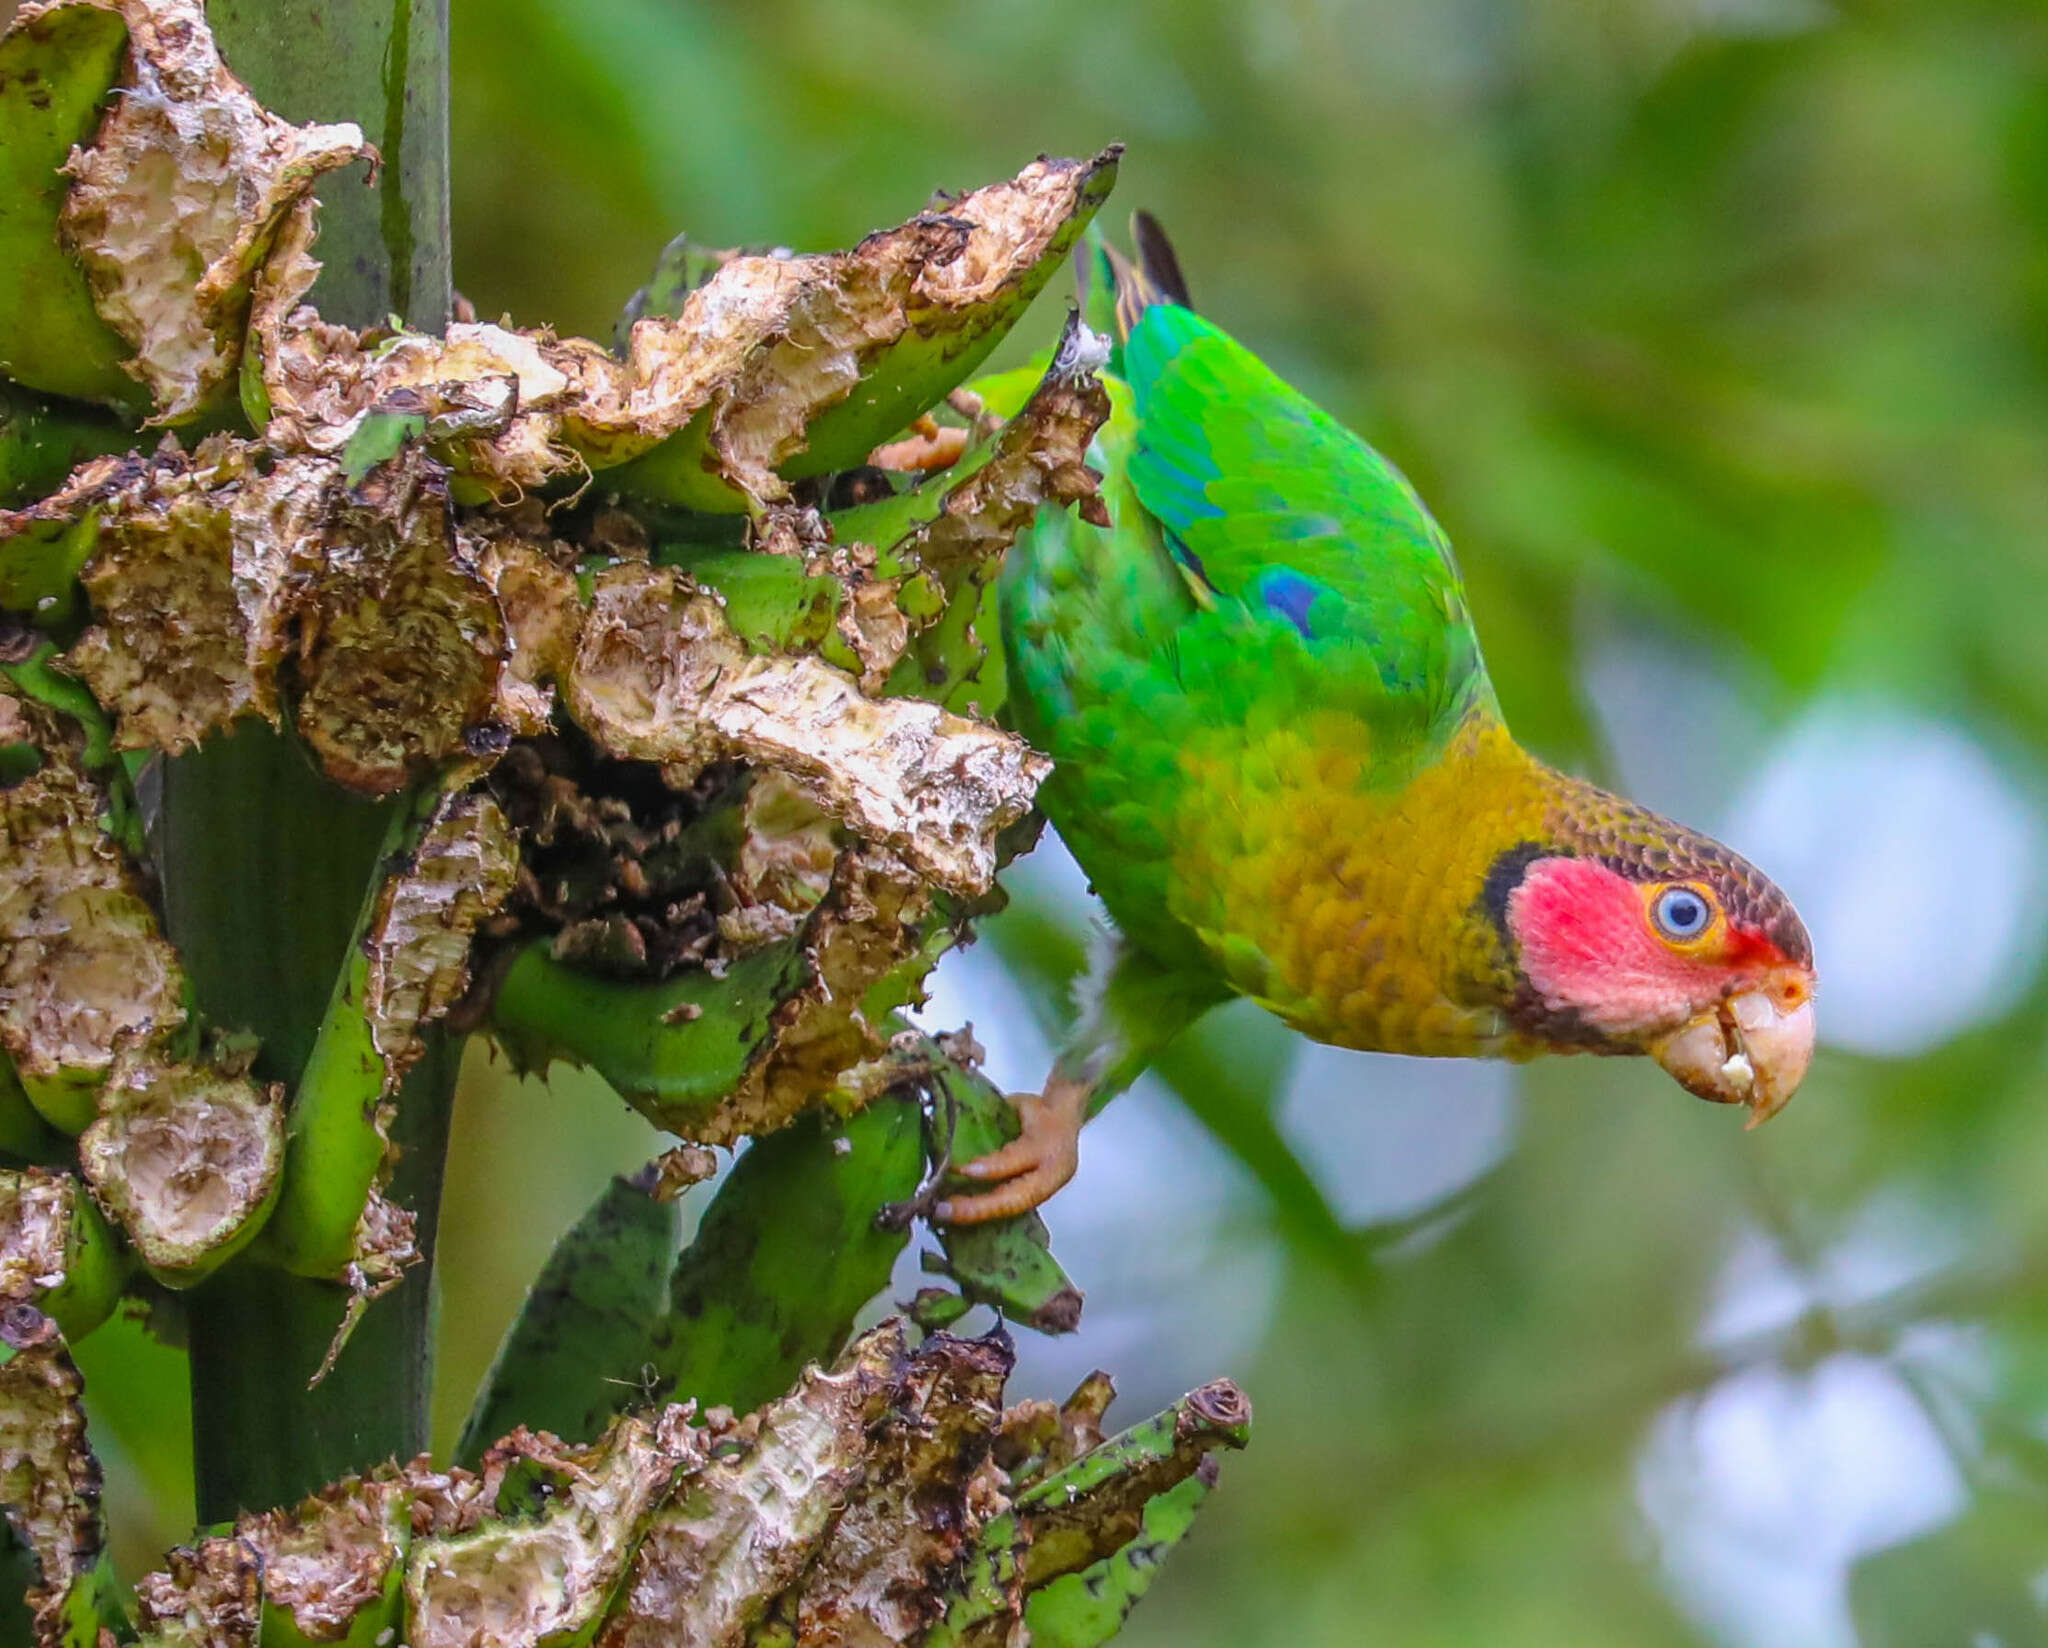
[1652,974,1816,1127]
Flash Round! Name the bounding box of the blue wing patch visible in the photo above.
[1252,567,1322,639]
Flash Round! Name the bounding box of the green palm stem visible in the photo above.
[165,0,453,1522]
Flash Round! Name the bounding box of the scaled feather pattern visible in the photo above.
[939,220,1819,1224]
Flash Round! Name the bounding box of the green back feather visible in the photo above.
[1116,300,1493,744]
[997,224,1499,961]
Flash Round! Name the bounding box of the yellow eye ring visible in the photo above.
[1646,882,1721,948]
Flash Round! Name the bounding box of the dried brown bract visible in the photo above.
[77,1045,284,1282]
[598,1324,910,1648]
[62,441,326,751]
[59,0,367,420]
[233,1472,412,1644]
[567,565,1046,899]
[726,846,935,1138]
[0,1170,70,1304]
[792,1331,1013,1645]
[0,688,184,1107]
[134,1531,263,1646]
[363,792,520,1090]
[407,1409,702,1648]
[0,1308,107,1644]
[297,449,509,795]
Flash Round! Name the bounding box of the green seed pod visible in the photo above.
[78,1047,285,1289]
[926,1379,1252,1646]
[910,1035,1085,1334]
[489,937,815,1139]
[267,786,516,1286]
[595,151,1117,512]
[0,1167,128,1342]
[640,1099,923,1417]
[455,1167,682,1468]
[0,2,143,412]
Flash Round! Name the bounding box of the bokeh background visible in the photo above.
[75,1,2048,1642]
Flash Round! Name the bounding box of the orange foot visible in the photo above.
[934,1074,1092,1224]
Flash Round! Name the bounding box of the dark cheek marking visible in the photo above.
[1508,982,1613,1050]
[1479,840,1554,940]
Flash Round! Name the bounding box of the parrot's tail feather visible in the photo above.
[1131,210,1193,309]
[1109,244,1150,345]
[1082,213,1195,346]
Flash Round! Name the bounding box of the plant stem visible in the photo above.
[166,0,451,1521]
[207,0,451,332]
[184,1042,457,1518]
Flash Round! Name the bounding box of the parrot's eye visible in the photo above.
[1652,885,1713,940]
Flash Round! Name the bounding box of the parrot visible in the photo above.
[934,214,1817,1224]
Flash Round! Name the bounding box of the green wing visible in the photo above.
[1119,302,1494,751]
[996,293,1498,960]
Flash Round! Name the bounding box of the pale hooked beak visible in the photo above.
[1651,977,1816,1128]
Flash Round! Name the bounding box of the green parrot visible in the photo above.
[937,215,1816,1224]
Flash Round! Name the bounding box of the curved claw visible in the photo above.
[933,1075,1091,1225]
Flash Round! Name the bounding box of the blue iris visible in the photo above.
[1653,886,1712,939]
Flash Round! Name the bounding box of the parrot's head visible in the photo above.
[1493,818,1815,1124]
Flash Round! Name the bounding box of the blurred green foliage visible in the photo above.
[84,1,2048,1641]
[438,3,2048,1641]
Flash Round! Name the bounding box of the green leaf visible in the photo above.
[647,544,847,660]
[0,510,99,628]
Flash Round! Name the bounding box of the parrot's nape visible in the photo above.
[937,213,1816,1224]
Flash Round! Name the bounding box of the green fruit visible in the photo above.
[0,4,146,413]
